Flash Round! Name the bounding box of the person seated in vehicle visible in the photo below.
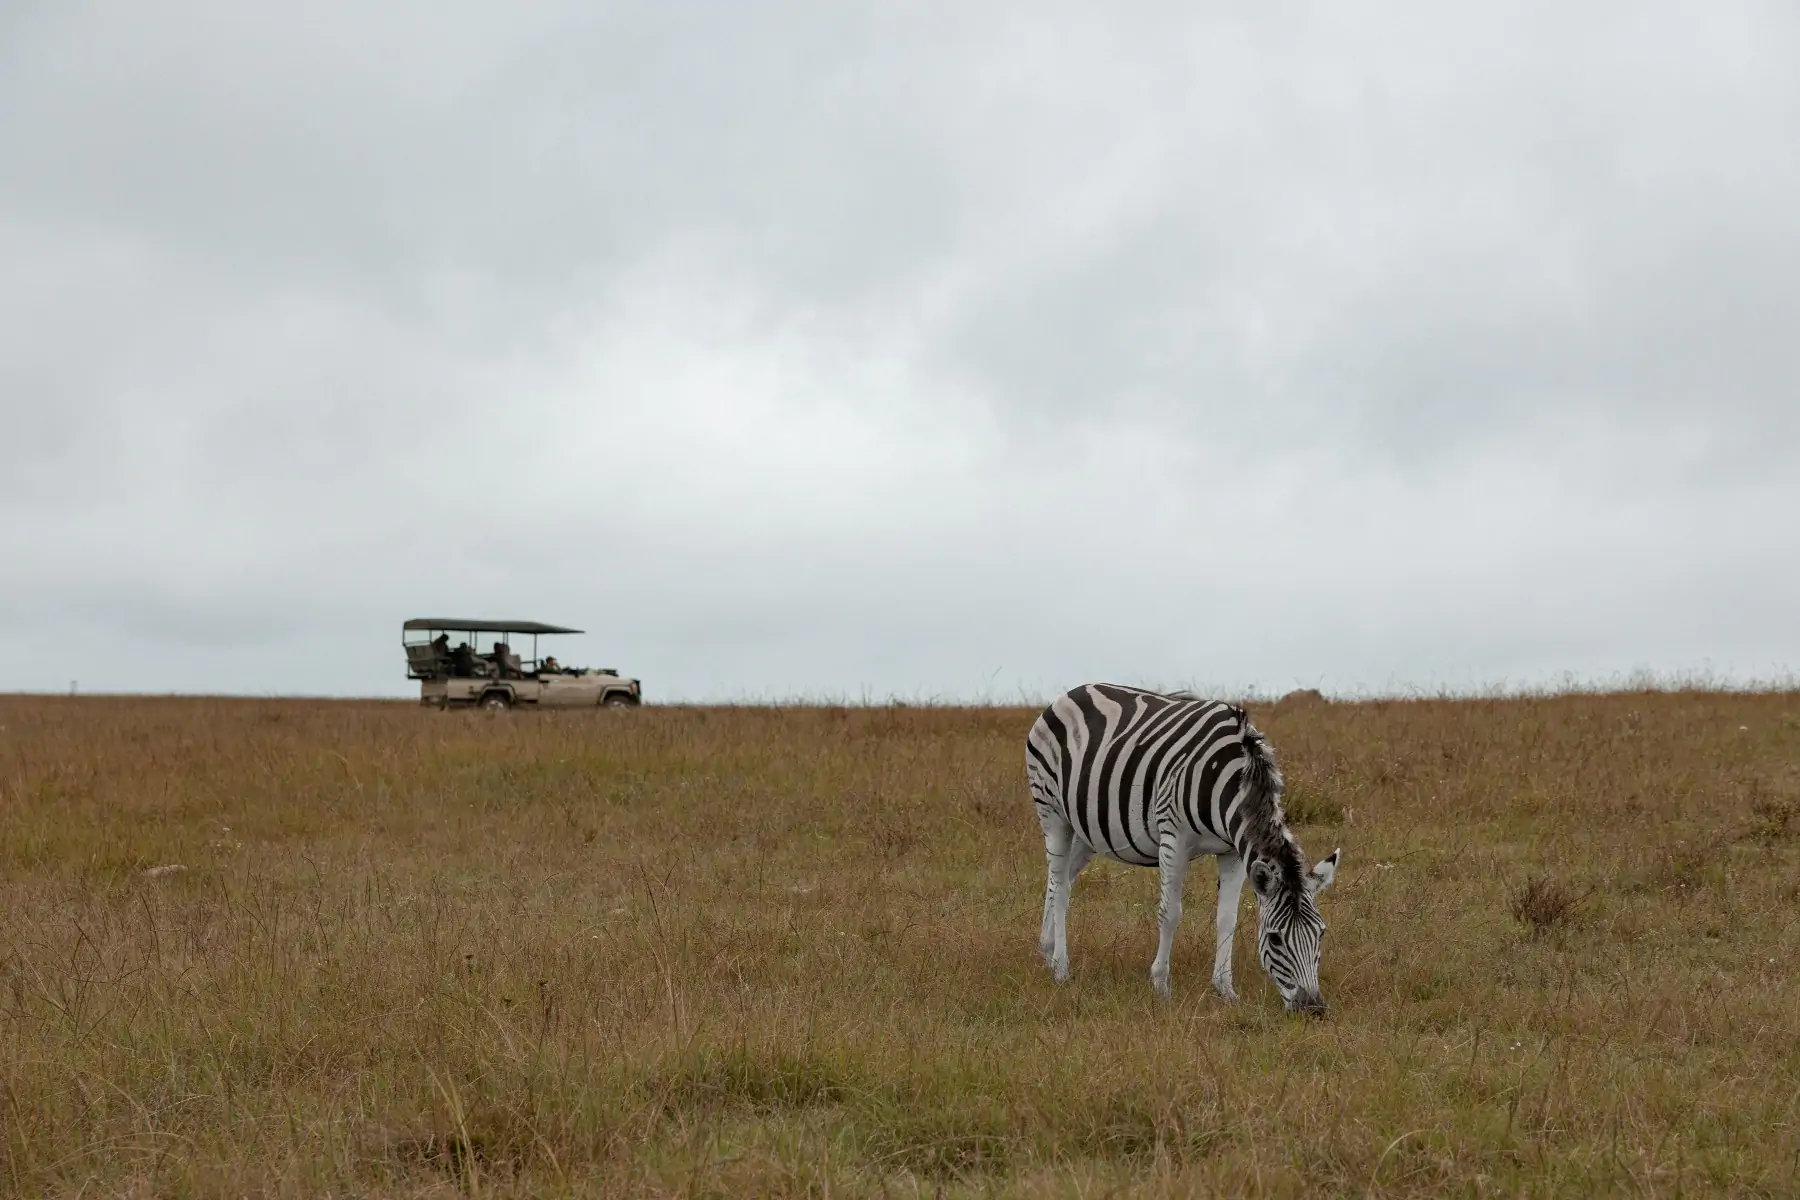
[430,633,451,669]
[542,655,563,674]
[451,642,479,678]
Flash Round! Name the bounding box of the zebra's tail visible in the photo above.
[1237,707,1285,810]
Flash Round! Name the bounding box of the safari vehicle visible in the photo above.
[402,618,642,711]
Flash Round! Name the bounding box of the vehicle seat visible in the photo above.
[405,643,444,678]
[494,643,523,679]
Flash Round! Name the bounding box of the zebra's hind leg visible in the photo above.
[1036,831,1058,971]
[1038,808,1093,984]
[1051,839,1096,984]
[1036,807,1071,966]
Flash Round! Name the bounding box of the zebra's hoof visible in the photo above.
[1213,979,1239,1003]
[1051,959,1071,985]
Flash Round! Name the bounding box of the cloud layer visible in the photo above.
[5,1,1798,699]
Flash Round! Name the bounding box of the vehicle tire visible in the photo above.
[602,693,638,708]
[480,692,512,712]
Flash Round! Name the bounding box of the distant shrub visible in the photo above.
[1274,688,1326,712]
[1510,876,1580,936]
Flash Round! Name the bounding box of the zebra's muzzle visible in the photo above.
[1288,990,1327,1016]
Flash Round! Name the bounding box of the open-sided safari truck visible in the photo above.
[403,618,642,710]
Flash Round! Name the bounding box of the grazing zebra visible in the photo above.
[1025,683,1341,1013]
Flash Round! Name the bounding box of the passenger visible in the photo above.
[452,642,478,678]
[542,655,561,674]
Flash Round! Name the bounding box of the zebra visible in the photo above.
[1025,683,1341,1014]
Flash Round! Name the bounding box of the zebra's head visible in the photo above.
[1248,848,1340,1015]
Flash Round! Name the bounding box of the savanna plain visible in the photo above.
[3,691,1800,1197]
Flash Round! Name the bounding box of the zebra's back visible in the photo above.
[1025,683,1246,866]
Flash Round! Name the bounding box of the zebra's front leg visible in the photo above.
[1149,832,1192,998]
[1212,852,1246,1002]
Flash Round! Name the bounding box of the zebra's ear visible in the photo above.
[1248,858,1280,899]
[1308,849,1340,894]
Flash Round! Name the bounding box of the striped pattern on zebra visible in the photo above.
[1025,683,1341,1013]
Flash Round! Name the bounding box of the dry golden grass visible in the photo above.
[2,690,1799,1197]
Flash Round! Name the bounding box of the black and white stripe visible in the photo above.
[1026,683,1341,1012]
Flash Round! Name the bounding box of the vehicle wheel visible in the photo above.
[481,692,512,712]
[602,693,637,708]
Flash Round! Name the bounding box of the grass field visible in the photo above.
[3,691,1799,1197]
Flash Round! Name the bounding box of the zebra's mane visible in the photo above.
[1233,710,1307,894]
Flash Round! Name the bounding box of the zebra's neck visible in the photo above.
[1221,765,1306,882]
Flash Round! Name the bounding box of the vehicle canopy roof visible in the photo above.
[403,618,584,636]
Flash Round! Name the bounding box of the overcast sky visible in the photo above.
[3,2,1797,702]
